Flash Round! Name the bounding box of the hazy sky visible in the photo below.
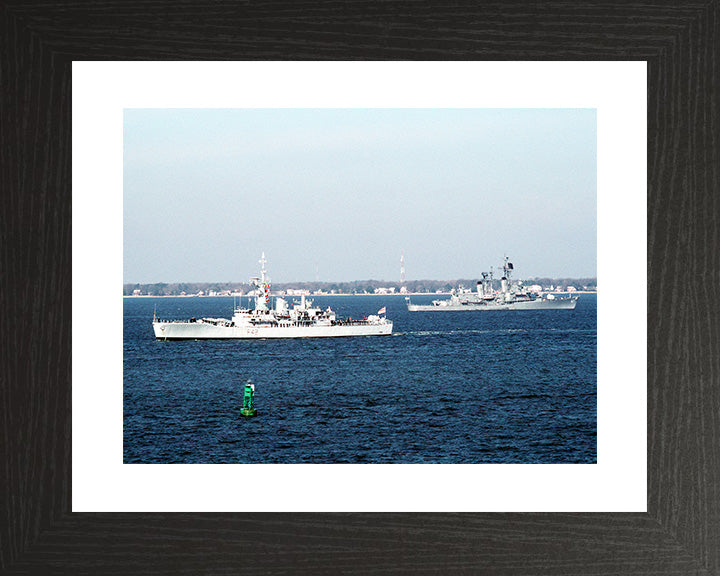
[124,108,596,284]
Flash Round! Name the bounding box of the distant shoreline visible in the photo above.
[123,291,597,298]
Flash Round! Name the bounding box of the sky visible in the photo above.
[123,108,596,284]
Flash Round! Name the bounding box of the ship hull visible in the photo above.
[407,298,578,311]
[153,321,393,340]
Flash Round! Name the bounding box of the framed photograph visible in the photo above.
[3,2,717,574]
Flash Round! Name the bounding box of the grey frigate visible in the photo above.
[405,256,579,311]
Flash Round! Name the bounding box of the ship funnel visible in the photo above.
[501,277,509,293]
[275,297,288,314]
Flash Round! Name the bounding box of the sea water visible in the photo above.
[124,294,596,463]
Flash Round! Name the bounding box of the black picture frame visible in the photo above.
[2,2,718,574]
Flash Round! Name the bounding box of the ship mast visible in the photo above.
[502,255,511,283]
[259,252,267,285]
[252,252,270,311]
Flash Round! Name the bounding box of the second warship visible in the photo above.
[406,256,579,311]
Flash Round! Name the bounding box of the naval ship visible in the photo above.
[405,256,578,311]
[152,254,393,339]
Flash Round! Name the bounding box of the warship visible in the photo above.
[153,254,393,339]
[406,256,579,311]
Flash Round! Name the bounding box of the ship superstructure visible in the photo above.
[153,253,393,339]
[406,256,578,311]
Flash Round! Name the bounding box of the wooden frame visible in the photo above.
[2,2,718,573]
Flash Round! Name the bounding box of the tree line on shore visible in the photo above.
[123,277,597,296]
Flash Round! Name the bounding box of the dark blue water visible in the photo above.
[124,294,596,463]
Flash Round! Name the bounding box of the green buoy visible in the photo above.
[241,379,257,417]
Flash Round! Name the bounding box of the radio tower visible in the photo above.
[400,250,405,284]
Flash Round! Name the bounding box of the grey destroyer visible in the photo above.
[406,256,578,311]
[153,253,393,339]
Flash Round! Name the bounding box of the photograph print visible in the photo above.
[123,107,597,465]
